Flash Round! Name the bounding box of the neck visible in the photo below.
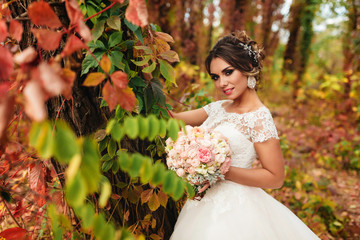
[231,89,261,110]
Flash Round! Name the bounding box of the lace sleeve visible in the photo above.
[202,102,215,116]
[250,108,279,143]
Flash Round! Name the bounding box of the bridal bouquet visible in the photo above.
[165,125,232,199]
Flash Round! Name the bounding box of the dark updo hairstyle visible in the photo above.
[205,30,265,90]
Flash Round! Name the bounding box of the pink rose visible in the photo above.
[176,168,185,177]
[188,167,196,175]
[189,157,200,167]
[220,157,231,174]
[198,147,211,163]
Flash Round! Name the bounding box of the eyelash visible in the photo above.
[211,69,234,81]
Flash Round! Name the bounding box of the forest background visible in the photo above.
[0,0,359,239]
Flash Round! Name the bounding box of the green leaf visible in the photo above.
[65,154,82,183]
[110,51,125,70]
[102,160,113,172]
[106,118,116,134]
[81,51,104,75]
[184,182,195,198]
[65,172,87,207]
[131,55,151,66]
[93,214,106,238]
[129,76,146,87]
[144,85,154,113]
[128,153,144,178]
[91,20,105,42]
[124,18,138,32]
[111,158,120,173]
[162,171,177,194]
[134,27,144,45]
[173,178,185,200]
[167,118,179,141]
[124,117,139,139]
[99,177,112,208]
[76,204,95,230]
[138,116,149,140]
[158,59,175,84]
[142,61,156,73]
[118,152,132,171]
[107,16,121,30]
[29,121,53,159]
[148,115,159,141]
[151,78,165,106]
[111,122,124,141]
[140,158,153,184]
[133,45,153,54]
[159,119,167,138]
[99,223,116,240]
[107,138,117,158]
[82,138,101,193]
[53,121,80,163]
[109,32,123,48]
[150,162,166,186]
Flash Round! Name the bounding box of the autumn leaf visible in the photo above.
[83,72,107,87]
[157,191,168,207]
[102,82,136,112]
[9,20,23,42]
[37,62,67,96]
[28,1,62,29]
[0,46,14,81]
[155,32,174,43]
[148,191,160,211]
[125,0,149,27]
[0,19,8,42]
[0,227,27,240]
[31,29,63,51]
[110,71,128,89]
[0,83,15,142]
[65,0,92,42]
[100,54,111,74]
[61,35,86,57]
[102,81,118,111]
[154,38,170,54]
[14,47,37,65]
[158,50,180,63]
[60,68,76,99]
[23,80,47,122]
[29,162,47,207]
[116,87,136,112]
[140,189,153,204]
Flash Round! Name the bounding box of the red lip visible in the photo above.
[223,88,234,95]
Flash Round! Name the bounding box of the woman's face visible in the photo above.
[209,57,248,100]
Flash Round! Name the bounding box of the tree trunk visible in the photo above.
[282,0,303,73]
[220,0,250,34]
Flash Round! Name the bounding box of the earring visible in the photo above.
[247,76,256,89]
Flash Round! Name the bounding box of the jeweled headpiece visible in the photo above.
[238,42,260,63]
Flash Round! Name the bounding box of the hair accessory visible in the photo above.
[247,76,256,89]
[238,42,260,63]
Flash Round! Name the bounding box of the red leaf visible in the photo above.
[102,82,136,112]
[28,1,62,29]
[125,0,149,27]
[110,71,128,89]
[29,162,47,207]
[0,19,8,42]
[102,81,118,111]
[60,68,76,99]
[61,35,86,57]
[117,87,136,112]
[65,0,92,42]
[9,20,23,42]
[0,83,15,143]
[37,62,67,96]
[23,80,47,122]
[13,47,37,65]
[0,227,27,240]
[0,46,14,81]
[31,29,63,51]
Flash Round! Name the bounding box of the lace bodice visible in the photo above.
[201,100,279,169]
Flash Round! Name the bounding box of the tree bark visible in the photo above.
[220,0,250,34]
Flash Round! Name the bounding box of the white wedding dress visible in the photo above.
[170,100,320,240]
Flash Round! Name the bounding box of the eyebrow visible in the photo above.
[210,66,233,76]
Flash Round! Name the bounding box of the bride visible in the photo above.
[169,31,320,239]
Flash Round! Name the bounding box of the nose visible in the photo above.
[219,77,228,88]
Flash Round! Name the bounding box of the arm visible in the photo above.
[170,108,209,126]
[225,138,285,189]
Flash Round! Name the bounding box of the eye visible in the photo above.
[211,75,219,81]
[225,69,234,76]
